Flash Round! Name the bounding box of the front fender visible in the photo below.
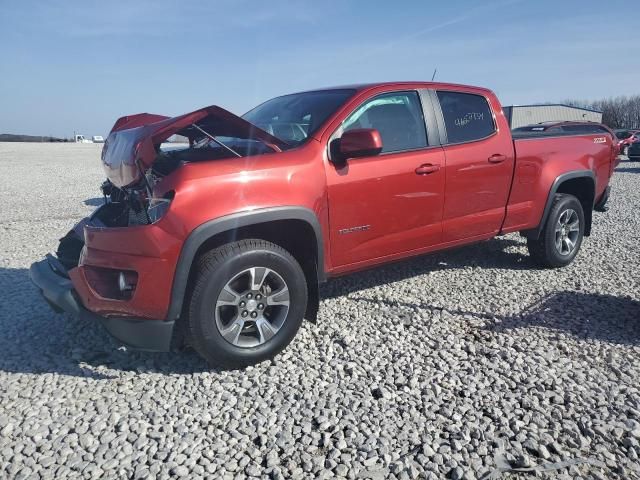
[166,206,325,322]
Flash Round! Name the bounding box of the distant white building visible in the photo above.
[503,104,603,128]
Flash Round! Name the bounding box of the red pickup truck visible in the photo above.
[30,81,617,367]
[614,129,640,156]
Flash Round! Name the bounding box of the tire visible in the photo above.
[186,239,308,368]
[527,194,585,268]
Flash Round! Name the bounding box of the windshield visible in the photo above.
[242,89,356,147]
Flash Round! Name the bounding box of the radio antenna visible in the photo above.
[431,68,437,81]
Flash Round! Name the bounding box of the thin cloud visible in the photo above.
[22,0,327,38]
[371,0,523,55]
[293,0,524,83]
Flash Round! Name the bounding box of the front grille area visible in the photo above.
[128,208,150,226]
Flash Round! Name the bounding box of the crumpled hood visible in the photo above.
[102,105,287,188]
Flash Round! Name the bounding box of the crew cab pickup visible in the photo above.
[30,82,617,367]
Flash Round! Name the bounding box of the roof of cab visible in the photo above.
[287,81,494,96]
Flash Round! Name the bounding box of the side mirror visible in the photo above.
[335,128,383,162]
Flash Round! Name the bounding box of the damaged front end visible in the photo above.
[57,104,287,270]
[101,104,286,188]
[32,172,181,351]
[31,104,285,351]
[56,178,174,271]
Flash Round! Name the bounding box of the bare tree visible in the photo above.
[564,96,640,129]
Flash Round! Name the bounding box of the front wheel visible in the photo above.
[187,239,308,368]
[527,194,585,268]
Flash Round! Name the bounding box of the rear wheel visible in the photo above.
[187,239,307,368]
[527,194,585,268]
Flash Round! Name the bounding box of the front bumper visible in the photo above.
[29,256,175,352]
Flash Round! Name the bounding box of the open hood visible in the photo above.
[102,105,288,188]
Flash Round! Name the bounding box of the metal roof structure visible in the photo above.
[504,104,603,128]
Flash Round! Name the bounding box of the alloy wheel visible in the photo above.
[554,208,580,256]
[214,267,290,348]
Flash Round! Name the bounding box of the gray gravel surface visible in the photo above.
[0,143,639,479]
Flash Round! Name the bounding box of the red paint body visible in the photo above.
[69,82,616,321]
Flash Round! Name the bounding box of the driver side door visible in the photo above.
[325,90,446,270]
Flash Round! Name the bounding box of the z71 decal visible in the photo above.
[593,137,607,144]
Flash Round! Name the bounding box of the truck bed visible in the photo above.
[501,132,615,234]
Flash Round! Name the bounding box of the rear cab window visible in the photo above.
[437,91,496,143]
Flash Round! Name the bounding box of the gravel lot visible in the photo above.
[0,143,639,480]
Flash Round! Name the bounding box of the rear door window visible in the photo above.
[437,91,496,144]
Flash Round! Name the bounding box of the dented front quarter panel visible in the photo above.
[155,141,330,255]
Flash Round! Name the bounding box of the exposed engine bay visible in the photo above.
[55,105,288,270]
[101,105,287,188]
[100,135,277,223]
[56,137,276,270]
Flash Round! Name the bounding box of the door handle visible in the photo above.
[415,163,440,175]
[488,154,507,163]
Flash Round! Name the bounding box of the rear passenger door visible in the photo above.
[434,90,515,242]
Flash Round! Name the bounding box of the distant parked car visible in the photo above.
[628,138,640,160]
[614,129,640,156]
[92,136,105,143]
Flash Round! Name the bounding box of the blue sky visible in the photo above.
[0,0,637,137]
